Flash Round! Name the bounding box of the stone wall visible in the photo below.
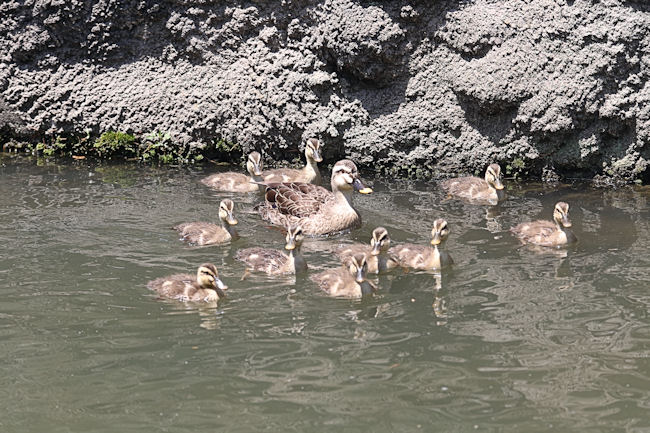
[1,0,649,181]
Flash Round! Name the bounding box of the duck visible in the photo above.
[510,201,577,247]
[146,263,228,302]
[336,227,399,274]
[263,138,323,184]
[389,219,453,270]
[235,225,308,276]
[441,163,505,205]
[259,159,373,236]
[311,253,377,298]
[200,151,264,192]
[174,199,239,246]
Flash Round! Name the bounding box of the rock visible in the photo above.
[1,0,649,182]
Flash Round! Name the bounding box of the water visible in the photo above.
[1,154,649,433]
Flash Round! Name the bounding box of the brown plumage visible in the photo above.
[263,138,323,184]
[390,219,454,270]
[511,201,577,247]
[336,227,398,274]
[146,263,228,302]
[311,253,377,298]
[259,159,373,236]
[441,163,505,205]
[235,225,308,275]
[200,151,264,192]
[174,199,239,246]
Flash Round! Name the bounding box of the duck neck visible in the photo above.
[377,252,396,272]
[554,220,576,243]
[332,186,355,210]
[303,157,321,183]
[221,219,239,240]
[426,244,443,269]
[249,172,265,192]
[288,247,308,273]
[358,280,376,296]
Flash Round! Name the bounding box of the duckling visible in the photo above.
[174,199,239,246]
[235,225,308,276]
[263,138,323,184]
[389,219,453,270]
[146,263,228,302]
[336,227,399,274]
[259,159,372,235]
[200,151,264,192]
[441,163,505,205]
[510,201,577,247]
[311,253,377,298]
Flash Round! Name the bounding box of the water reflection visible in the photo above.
[1,155,650,431]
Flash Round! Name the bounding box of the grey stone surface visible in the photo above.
[1,0,649,180]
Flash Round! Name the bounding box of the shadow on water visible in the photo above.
[1,154,650,432]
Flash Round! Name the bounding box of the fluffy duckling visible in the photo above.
[259,159,372,236]
[389,219,454,271]
[511,201,577,247]
[441,163,505,205]
[336,227,398,274]
[200,151,264,192]
[311,253,377,298]
[174,199,239,246]
[146,263,228,302]
[235,225,308,276]
[263,138,323,184]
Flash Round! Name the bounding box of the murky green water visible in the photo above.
[1,154,649,432]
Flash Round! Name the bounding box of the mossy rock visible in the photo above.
[93,131,137,158]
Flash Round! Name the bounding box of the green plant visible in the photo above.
[93,131,137,158]
[506,157,528,179]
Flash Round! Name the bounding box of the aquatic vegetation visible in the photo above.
[93,131,138,158]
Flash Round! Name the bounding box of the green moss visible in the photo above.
[506,157,528,179]
[93,131,137,158]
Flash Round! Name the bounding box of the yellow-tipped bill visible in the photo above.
[353,178,373,194]
[285,239,296,250]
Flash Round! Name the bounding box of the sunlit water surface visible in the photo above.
[1,154,649,432]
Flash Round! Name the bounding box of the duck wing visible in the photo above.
[235,247,288,273]
[264,182,330,218]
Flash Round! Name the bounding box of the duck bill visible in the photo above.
[227,213,238,225]
[352,178,373,194]
[355,268,366,284]
[430,233,442,246]
[493,178,504,190]
[561,215,572,228]
[285,238,296,251]
[312,149,323,163]
[370,242,382,256]
[215,278,228,298]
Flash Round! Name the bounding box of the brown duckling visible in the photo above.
[441,163,505,205]
[263,138,323,184]
[336,227,399,274]
[389,219,454,271]
[174,199,239,246]
[200,151,264,192]
[235,225,308,276]
[511,201,577,247]
[146,263,228,302]
[259,159,373,236]
[311,253,377,298]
